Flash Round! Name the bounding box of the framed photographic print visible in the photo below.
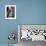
[5,5,16,19]
[18,24,46,42]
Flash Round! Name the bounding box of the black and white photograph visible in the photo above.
[5,5,16,19]
[18,24,46,46]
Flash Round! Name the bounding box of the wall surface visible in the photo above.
[0,0,46,45]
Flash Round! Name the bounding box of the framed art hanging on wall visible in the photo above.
[5,5,16,19]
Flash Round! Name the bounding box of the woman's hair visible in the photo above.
[7,7,11,17]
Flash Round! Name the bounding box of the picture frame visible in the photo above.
[5,5,16,19]
[18,24,46,42]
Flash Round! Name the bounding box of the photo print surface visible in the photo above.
[18,25,46,41]
[5,5,16,19]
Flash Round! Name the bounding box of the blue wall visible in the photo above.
[0,0,46,44]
